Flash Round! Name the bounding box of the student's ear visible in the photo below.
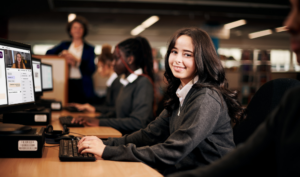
[126,55,135,65]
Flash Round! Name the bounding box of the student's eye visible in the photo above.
[171,50,177,54]
[184,53,192,57]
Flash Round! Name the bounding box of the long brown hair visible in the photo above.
[15,52,24,68]
[164,28,243,123]
[98,44,113,65]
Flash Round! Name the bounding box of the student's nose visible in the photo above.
[174,54,182,64]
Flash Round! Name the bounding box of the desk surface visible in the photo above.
[0,144,162,177]
[50,110,122,139]
[0,110,162,177]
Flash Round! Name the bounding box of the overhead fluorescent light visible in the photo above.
[131,15,159,36]
[141,16,160,28]
[276,26,288,32]
[249,29,272,39]
[224,19,246,29]
[68,13,76,22]
[131,25,146,36]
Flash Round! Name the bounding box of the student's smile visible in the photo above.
[172,65,186,72]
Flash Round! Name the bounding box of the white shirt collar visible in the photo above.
[176,75,199,106]
[106,72,118,87]
[119,68,143,86]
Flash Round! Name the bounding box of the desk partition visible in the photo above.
[33,55,68,106]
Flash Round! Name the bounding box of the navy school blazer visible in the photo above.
[46,41,96,98]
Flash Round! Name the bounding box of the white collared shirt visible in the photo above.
[176,75,199,106]
[106,72,118,87]
[68,42,83,79]
[119,68,143,86]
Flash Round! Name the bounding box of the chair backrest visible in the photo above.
[233,78,300,145]
[231,78,300,177]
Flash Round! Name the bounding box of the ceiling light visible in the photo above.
[131,15,159,36]
[249,29,272,39]
[131,25,146,36]
[68,13,76,22]
[141,16,160,28]
[224,19,246,29]
[276,26,288,32]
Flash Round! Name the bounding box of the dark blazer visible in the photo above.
[46,41,96,98]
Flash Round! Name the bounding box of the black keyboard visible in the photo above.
[59,116,84,127]
[59,139,96,161]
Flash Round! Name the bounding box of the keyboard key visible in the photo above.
[59,140,95,161]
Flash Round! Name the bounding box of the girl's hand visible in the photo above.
[71,116,100,127]
[60,50,78,66]
[77,136,106,160]
[68,103,96,113]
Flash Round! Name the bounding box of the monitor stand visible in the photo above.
[0,123,32,134]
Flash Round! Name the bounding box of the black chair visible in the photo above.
[234,78,300,145]
[231,78,300,177]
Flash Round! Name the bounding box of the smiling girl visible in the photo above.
[12,52,26,69]
[77,28,243,175]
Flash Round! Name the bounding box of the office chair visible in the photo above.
[231,78,300,177]
[234,78,300,145]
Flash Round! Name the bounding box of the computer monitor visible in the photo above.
[0,38,35,113]
[32,58,43,98]
[0,38,35,133]
[41,63,53,92]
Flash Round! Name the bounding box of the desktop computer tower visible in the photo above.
[0,127,45,158]
[3,108,51,125]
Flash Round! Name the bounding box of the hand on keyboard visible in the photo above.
[77,136,106,160]
[59,139,96,161]
[67,103,96,113]
[71,116,100,127]
[59,116,84,127]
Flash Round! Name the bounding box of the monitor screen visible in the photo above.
[32,59,42,93]
[0,40,35,107]
[41,63,53,91]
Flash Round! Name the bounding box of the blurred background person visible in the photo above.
[46,16,95,104]
[69,44,122,117]
[72,36,155,135]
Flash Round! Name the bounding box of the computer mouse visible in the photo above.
[55,135,76,142]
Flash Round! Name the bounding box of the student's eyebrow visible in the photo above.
[183,49,193,53]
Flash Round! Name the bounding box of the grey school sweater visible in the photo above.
[99,76,154,135]
[94,76,122,116]
[102,87,235,175]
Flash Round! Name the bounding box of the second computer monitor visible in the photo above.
[32,58,43,98]
[41,63,53,92]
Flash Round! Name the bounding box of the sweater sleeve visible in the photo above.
[103,109,170,147]
[102,93,223,169]
[95,105,116,114]
[99,78,153,133]
[46,42,65,55]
